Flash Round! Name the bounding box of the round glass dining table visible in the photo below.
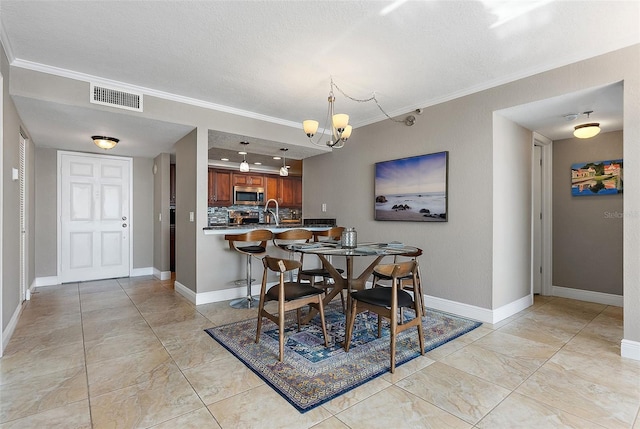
[290,242,417,325]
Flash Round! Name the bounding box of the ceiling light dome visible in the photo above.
[574,123,601,139]
[92,135,119,150]
[573,111,600,139]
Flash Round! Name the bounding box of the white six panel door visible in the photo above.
[59,152,131,283]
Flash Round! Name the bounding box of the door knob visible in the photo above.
[122,216,127,221]
[122,223,127,228]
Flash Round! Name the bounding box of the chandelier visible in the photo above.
[302,77,414,149]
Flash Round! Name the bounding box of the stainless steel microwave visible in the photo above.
[233,186,265,206]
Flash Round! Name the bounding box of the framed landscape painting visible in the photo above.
[375,151,448,222]
[571,159,623,196]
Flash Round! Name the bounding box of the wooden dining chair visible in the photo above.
[373,247,425,316]
[344,260,424,373]
[256,256,329,362]
[298,226,346,311]
[272,229,313,281]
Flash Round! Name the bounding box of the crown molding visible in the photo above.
[10,58,302,130]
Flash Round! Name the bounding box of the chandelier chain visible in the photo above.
[331,79,405,123]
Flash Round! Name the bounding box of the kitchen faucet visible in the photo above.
[264,199,279,226]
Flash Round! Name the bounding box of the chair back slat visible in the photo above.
[313,226,344,242]
[373,260,416,280]
[263,255,302,273]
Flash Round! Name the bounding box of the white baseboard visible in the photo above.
[424,294,532,324]
[131,267,154,277]
[176,281,270,306]
[27,279,36,300]
[551,285,623,307]
[174,281,196,304]
[35,276,60,287]
[621,339,640,361]
[34,267,155,287]
[153,268,172,281]
[492,294,534,323]
[2,301,24,356]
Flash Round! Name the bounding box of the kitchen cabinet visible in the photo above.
[232,173,264,187]
[265,175,302,208]
[169,163,176,206]
[265,176,279,202]
[208,168,232,206]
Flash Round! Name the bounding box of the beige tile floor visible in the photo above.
[0,276,638,428]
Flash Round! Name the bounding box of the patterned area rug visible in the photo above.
[205,301,481,413]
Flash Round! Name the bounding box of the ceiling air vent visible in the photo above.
[90,83,143,112]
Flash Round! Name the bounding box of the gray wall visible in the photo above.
[34,147,57,277]
[553,130,623,295]
[132,157,154,269]
[153,153,171,273]
[2,41,36,333]
[492,114,533,308]
[175,129,198,292]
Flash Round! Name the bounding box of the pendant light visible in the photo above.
[239,141,250,172]
[573,111,601,139]
[279,148,289,177]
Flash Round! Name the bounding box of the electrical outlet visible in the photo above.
[321,203,327,212]
[189,211,194,222]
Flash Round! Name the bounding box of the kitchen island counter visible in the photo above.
[180,223,340,305]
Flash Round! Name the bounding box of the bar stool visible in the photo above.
[299,226,346,311]
[272,229,313,282]
[225,229,274,309]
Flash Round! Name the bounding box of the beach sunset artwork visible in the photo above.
[375,151,448,222]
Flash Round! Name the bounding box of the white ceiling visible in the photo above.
[0,1,638,164]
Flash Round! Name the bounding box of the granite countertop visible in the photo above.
[204,223,304,230]
[203,223,336,234]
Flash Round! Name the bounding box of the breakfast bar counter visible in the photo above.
[191,224,337,304]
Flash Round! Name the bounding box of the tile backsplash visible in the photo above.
[207,206,300,226]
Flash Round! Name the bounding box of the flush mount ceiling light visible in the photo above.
[279,148,289,177]
[302,77,408,149]
[92,135,119,150]
[573,111,601,139]
[239,141,250,172]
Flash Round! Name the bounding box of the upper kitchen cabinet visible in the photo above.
[282,176,302,207]
[265,175,302,208]
[208,168,232,206]
[232,173,264,187]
